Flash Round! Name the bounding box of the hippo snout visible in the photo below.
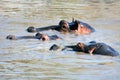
[6,35,17,40]
[27,26,36,32]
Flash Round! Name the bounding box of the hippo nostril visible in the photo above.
[62,26,66,28]
[6,35,13,40]
[42,37,46,41]
[9,37,12,39]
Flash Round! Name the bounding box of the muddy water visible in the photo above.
[0,0,120,80]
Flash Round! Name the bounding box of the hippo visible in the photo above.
[6,32,60,41]
[49,41,119,57]
[27,18,95,34]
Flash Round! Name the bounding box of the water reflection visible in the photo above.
[0,0,120,80]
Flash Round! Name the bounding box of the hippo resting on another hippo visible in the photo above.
[27,18,95,35]
[49,41,119,57]
[6,32,60,41]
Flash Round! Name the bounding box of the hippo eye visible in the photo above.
[10,37,13,39]
[80,25,84,28]
[80,26,83,28]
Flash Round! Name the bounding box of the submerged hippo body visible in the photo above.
[27,19,95,34]
[6,32,60,41]
[66,41,119,56]
[50,41,119,57]
[86,43,119,56]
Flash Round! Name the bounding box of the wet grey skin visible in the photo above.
[49,44,61,51]
[6,35,36,40]
[26,19,95,33]
[6,33,60,41]
[27,25,59,32]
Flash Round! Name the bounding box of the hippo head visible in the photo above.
[27,26,36,32]
[58,20,70,32]
[75,42,85,52]
[65,42,86,52]
[6,35,17,40]
[35,32,49,41]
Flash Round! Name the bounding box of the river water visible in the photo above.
[0,0,120,80]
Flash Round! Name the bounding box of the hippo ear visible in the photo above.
[74,20,79,26]
[72,17,75,22]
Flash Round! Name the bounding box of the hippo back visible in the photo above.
[91,43,119,56]
[77,20,95,32]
